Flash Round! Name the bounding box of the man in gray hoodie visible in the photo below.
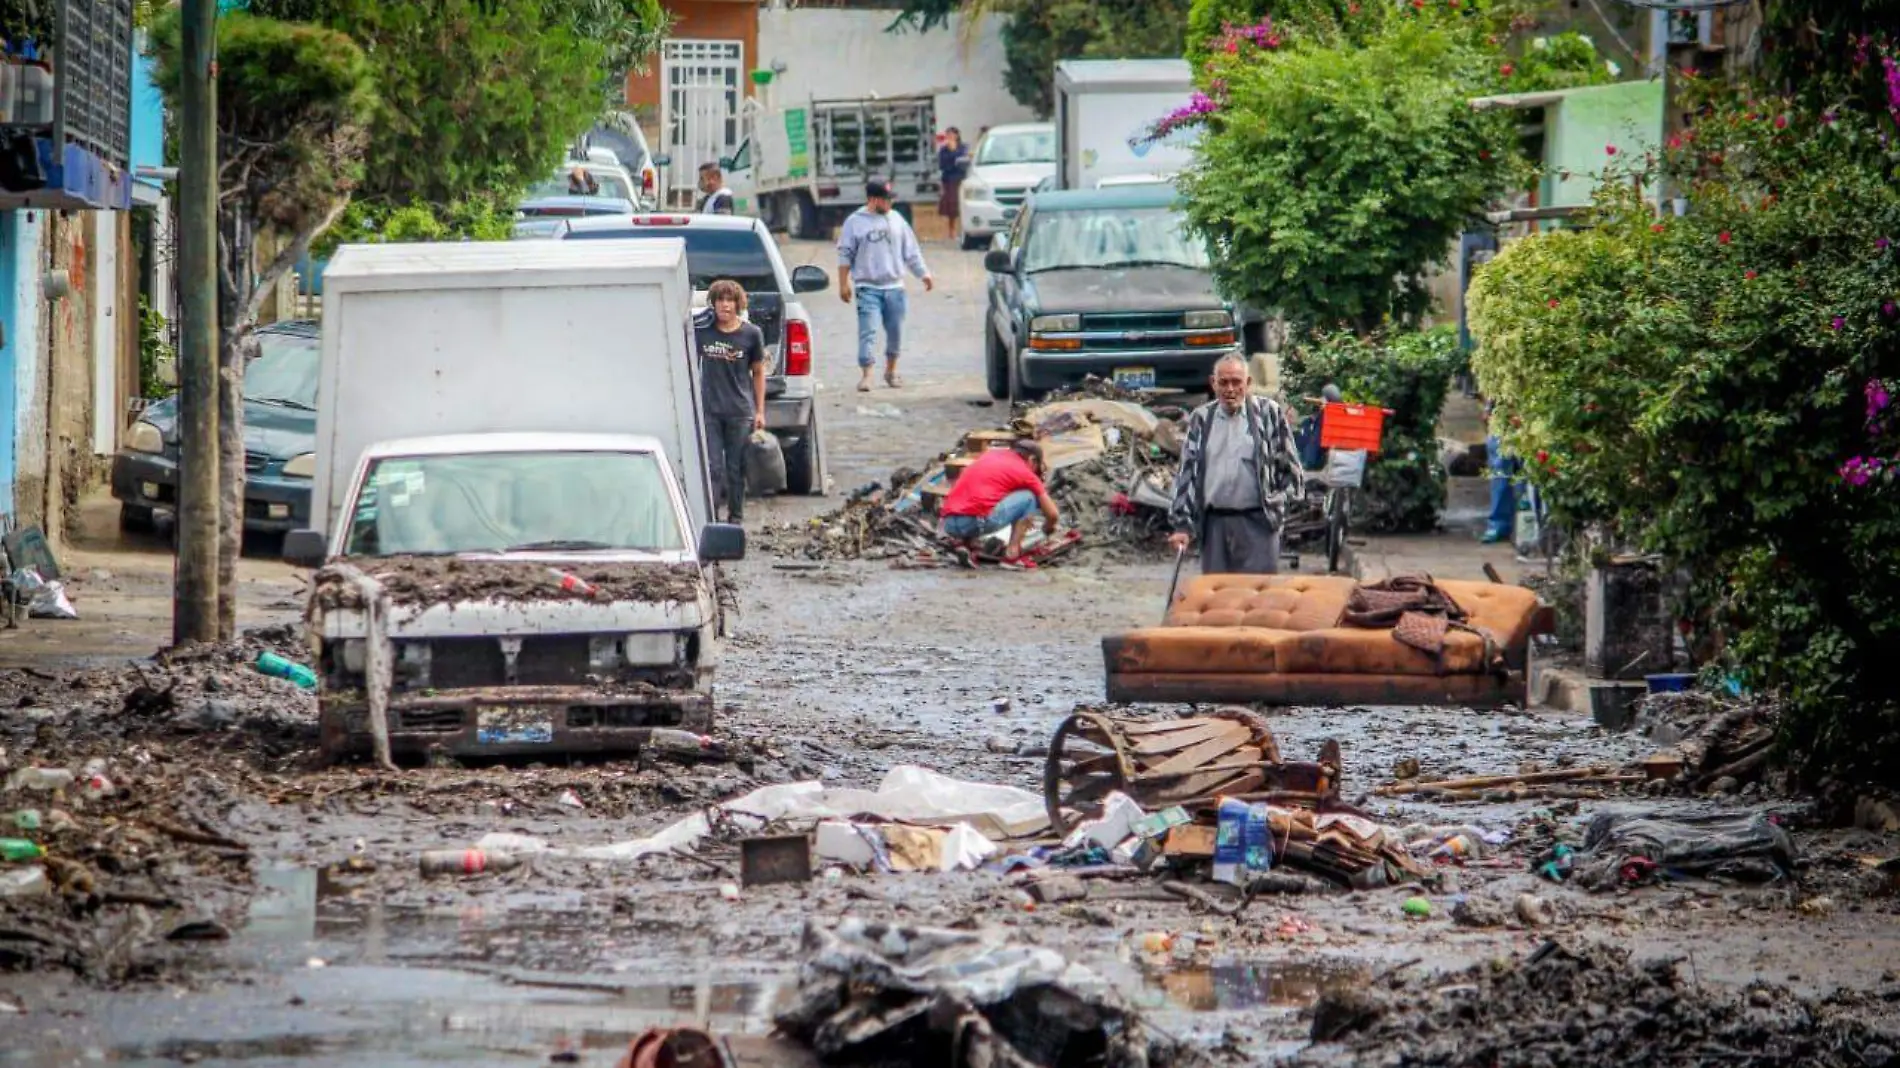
[837,179,934,392]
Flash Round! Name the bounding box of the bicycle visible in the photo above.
[1283,392,1393,575]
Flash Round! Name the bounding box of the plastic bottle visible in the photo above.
[418,848,522,877]
[646,728,713,755]
[1,839,45,862]
[255,651,319,691]
[549,569,600,598]
[9,810,40,832]
[0,866,48,898]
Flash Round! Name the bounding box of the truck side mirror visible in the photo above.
[283,529,327,568]
[983,248,1014,274]
[699,523,746,562]
[790,264,830,293]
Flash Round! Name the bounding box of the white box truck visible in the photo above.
[1054,59,1200,191]
[724,92,940,239]
[283,239,744,763]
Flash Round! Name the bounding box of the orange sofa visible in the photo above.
[1103,574,1544,707]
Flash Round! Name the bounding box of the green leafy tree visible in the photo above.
[1176,7,1519,334]
[1467,94,1900,784]
[149,11,377,635]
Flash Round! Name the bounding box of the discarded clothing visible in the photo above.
[1572,811,1797,890]
[776,919,1188,1068]
[1343,573,1499,666]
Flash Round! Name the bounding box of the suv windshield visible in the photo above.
[565,226,778,291]
[527,170,634,201]
[1022,206,1211,274]
[977,129,1055,165]
[343,451,685,557]
[245,331,319,409]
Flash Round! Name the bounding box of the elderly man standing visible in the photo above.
[1167,354,1306,574]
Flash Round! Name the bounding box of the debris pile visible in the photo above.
[761,381,1190,565]
[1633,689,1784,796]
[777,918,1202,1068]
[1303,940,1900,1067]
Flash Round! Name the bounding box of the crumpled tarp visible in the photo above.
[776,918,1183,1068]
[1571,810,1797,890]
[475,765,1048,864]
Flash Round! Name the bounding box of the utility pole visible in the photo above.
[172,0,219,645]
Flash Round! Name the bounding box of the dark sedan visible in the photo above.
[112,320,319,536]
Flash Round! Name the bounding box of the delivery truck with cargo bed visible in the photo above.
[283,239,744,764]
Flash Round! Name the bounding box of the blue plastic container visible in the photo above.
[1644,673,1694,694]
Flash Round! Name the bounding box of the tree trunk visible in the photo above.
[214,200,355,638]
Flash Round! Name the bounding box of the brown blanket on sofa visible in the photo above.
[1343,574,1501,668]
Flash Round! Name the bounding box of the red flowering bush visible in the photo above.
[1468,92,1900,784]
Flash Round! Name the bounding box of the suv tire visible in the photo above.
[785,406,824,496]
[985,329,1009,401]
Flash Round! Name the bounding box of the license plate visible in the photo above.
[1112,366,1157,390]
[475,707,552,745]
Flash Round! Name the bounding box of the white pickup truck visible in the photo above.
[283,239,743,763]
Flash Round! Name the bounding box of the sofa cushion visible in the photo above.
[1167,574,1354,631]
[1104,627,1288,674]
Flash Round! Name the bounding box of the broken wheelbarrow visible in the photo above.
[1042,707,1343,836]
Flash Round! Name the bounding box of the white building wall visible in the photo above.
[756,9,1035,139]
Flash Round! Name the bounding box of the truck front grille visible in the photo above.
[994,186,1029,208]
[1081,312,1185,332]
[422,636,595,689]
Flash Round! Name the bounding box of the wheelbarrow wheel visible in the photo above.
[1043,712,1130,838]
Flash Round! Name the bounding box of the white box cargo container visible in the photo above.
[1054,59,1199,191]
[311,239,711,537]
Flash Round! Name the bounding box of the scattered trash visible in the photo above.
[1213,797,1273,886]
[612,1027,736,1068]
[0,865,49,898]
[6,767,74,793]
[8,810,40,832]
[1401,896,1433,919]
[776,918,1187,1068]
[547,568,601,599]
[738,834,812,887]
[1569,811,1796,890]
[717,882,741,901]
[0,838,44,861]
[165,920,233,942]
[1798,895,1835,917]
[1514,893,1553,927]
[555,789,585,810]
[418,848,524,877]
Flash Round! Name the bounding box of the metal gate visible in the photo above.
[661,39,744,207]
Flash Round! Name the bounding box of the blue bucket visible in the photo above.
[1645,673,1694,694]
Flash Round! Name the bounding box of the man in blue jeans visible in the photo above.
[1481,399,1519,544]
[941,441,1061,560]
[837,179,934,392]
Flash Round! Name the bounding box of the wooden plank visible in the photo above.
[1121,718,1214,736]
[1130,719,1235,755]
[1143,724,1249,778]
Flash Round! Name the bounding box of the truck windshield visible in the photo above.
[1023,206,1211,274]
[978,130,1055,165]
[564,226,777,291]
[343,451,685,557]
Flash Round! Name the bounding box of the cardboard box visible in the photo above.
[1163,824,1217,859]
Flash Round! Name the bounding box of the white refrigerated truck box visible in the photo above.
[1054,59,1200,190]
[312,239,711,537]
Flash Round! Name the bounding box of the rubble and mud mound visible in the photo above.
[1303,940,1900,1067]
[761,379,1192,564]
[1632,689,1786,797]
[311,557,706,609]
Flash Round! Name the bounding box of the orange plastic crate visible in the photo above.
[1318,402,1387,454]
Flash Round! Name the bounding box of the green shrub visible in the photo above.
[1177,8,1519,334]
[1468,92,1900,784]
[1281,327,1464,532]
[137,297,174,400]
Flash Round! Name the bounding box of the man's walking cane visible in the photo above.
[1162,544,1187,624]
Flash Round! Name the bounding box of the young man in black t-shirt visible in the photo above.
[695,279,766,523]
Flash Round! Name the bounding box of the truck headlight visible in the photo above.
[1030,314,1080,333]
[281,452,315,478]
[126,421,164,454]
[961,180,990,203]
[338,638,366,673]
[623,632,678,666]
[1184,310,1233,329]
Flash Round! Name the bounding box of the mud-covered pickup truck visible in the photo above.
[283,239,743,764]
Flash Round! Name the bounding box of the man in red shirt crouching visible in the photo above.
[941,440,1062,559]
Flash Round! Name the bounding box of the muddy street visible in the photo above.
[3,236,1898,1067]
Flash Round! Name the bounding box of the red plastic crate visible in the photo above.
[1318,402,1387,454]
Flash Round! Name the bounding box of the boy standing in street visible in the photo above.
[696,279,766,523]
[837,179,933,392]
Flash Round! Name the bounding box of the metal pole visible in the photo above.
[172,0,219,645]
